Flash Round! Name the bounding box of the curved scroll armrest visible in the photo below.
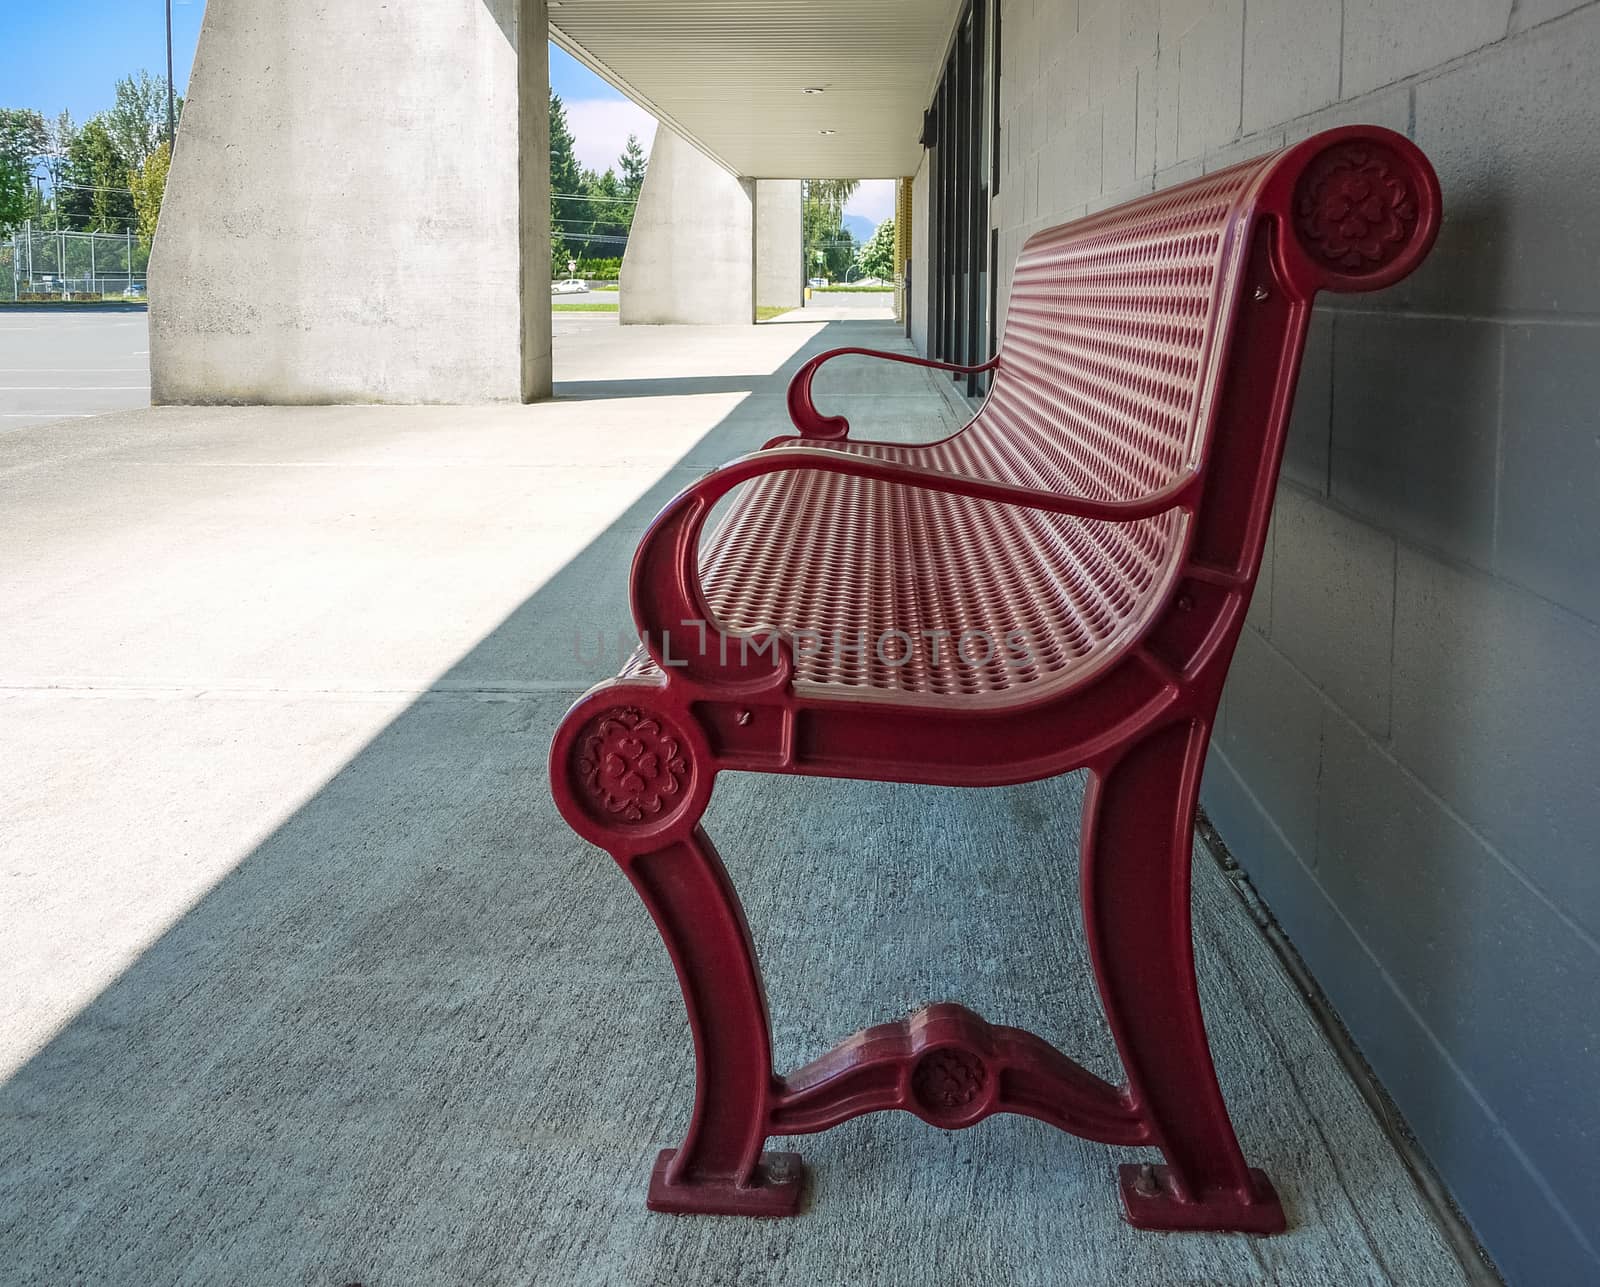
[786,347,1000,440]
[629,444,1199,689]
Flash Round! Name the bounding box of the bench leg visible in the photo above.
[620,825,806,1216]
[1081,721,1287,1234]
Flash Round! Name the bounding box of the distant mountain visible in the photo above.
[842,214,878,244]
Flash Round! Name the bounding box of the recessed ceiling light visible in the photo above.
[801,87,825,95]
[818,129,836,135]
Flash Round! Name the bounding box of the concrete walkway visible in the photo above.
[2,319,1468,1284]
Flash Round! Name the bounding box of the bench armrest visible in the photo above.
[629,445,1199,688]
[786,347,1000,440]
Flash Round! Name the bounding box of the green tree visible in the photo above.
[549,91,584,268]
[0,155,31,234]
[0,109,47,233]
[856,216,895,279]
[584,167,628,249]
[105,70,179,169]
[42,112,77,229]
[802,178,860,281]
[60,117,135,231]
[129,139,171,249]
[0,108,48,172]
[619,133,647,203]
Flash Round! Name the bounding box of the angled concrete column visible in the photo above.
[151,0,550,404]
[755,181,803,312]
[619,128,753,325]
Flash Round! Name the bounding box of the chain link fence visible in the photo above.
[1,222,149,302]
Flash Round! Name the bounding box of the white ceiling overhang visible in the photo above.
[548,0,963,178]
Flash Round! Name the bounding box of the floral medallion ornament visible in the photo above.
[574,706,690,826]
[1294,143,1417,275]
[912,1047,988,1117]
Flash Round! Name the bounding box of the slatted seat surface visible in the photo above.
[636,162,1266,699]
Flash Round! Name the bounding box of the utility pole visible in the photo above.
[165,0,177,151]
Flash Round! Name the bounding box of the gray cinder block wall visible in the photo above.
[150,0,551,404]
[971,2,1600,1282]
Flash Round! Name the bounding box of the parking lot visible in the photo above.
[0,309,153,431]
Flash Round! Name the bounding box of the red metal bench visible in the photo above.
[550,126,1439,1232]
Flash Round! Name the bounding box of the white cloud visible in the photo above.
[563,99,658,176]
[845,179,896,226]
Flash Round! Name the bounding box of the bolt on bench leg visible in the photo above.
[1082,722,1287,1235]
[621,826,806,1217]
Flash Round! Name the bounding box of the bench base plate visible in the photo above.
[1118,1164,1287,1234]
[647,1149,807,1217]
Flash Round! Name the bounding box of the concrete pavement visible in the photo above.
[0,317,1466,1285]
[0,308,152,430]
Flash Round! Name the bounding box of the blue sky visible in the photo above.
[4,5,891,224]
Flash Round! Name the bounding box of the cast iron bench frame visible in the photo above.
[550,125,1439,1233]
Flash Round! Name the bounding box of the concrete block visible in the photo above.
[1411,11,1600,315]
[620,128,753,326]
[1509,0,1593,33]
[1101,69,1140,192]
[1054,110,1104,214]
[150,0,550,404]
[1158,0,1215,44]
[1219,630,1324,862]
[1242,0,1341,134]
[1218,740,1599,1287]
[1047,37,1092,126]
[754,181,803,312]
[1152,44,1182,172]
[1317,706,1600,1248]
[1269,488,1396,737]
[1246,507,1275,633]
[1133,58,1159,178]
[1044,0,1082,47]
[1176,0,1244,160]
[1281,85,1410,145]
[1342,0,1512,98]
[1155,158,1205,190]
[1120,0,1159,66]
[1202,129,1285,174]
[1085,176,1156,215]
[1076,0,1125,105]
[1283,309,1332,494]
[1391,547,1600,941]
[1496,323,1600,623]
[1330,315,1501,568]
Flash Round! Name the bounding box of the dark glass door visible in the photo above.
[927,0,998,397]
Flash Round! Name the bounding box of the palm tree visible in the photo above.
[802,179,862,281]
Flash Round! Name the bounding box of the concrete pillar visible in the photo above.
[754,181,803,312]
[619,128,753,325]
[150,0,551,404]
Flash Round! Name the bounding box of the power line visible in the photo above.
[552,192,638,206]
[52,181,137,196]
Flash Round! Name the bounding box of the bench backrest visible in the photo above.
[968,128,1437,516]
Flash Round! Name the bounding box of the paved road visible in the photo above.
[0,309,152,431]
[0,295,890,428]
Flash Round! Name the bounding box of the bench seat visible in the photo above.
[624,435,1185,698]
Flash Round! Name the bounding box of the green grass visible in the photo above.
[551,302,619,312]
[756,305,796,321]
[814,284,894,293]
